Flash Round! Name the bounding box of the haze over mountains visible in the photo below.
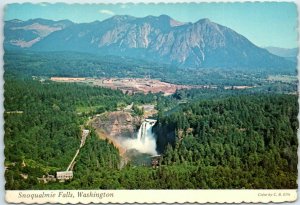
[5,15,295,70]
[265,47,298,62]
[5,18,73,48]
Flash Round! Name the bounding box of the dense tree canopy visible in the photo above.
[4,51,298,190]
[6,51,297,87]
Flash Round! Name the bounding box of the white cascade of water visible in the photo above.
[123,119,157,155]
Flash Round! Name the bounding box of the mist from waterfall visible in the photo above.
[123,119,157,156]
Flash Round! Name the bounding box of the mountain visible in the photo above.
[265,47,298,62]
[4,16,295,70]
[4,18,73,49]
[265,47,298,58]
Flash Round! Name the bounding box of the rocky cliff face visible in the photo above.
[4,18,73,49]
[5,15,294,70]
[91,111,142,139]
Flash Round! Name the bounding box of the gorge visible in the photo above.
[90,109,163,165]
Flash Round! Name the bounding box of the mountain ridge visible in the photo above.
[4,15,295,70]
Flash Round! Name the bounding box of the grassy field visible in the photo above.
[268,75,297,83]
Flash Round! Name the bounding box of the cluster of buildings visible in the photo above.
[37,129,89,183]
[50,77,86,82]
[37,171,73,183]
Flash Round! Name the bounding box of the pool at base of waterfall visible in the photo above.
[124,149,153,166]
[121,119,158,166]
[122,119,158,155]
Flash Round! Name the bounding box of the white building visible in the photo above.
[56,171,73,181]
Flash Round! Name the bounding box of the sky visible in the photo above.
[4,2,298,48]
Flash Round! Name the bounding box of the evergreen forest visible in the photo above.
[4,51,298,190]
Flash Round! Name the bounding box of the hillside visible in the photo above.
[4,15,295,70]
[4,18,73,49]
[265,47,298,62]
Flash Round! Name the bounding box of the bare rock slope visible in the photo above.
[91,111,142,140]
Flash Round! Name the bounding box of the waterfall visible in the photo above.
[123,119,157,155]
[137,120,155,142]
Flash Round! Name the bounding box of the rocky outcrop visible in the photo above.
[91,111,142,139]
[5,15,294,70]
[4,18,73,49]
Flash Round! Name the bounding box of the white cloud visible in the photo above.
[39,3,48,7]
[99,9,115,16]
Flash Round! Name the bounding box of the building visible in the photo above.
[56,171,73,181]
[151,155,162,168]
[37,174,56,183]
[50,77,86,82]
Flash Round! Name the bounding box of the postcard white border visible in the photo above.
[1,0,299,204]
[5,190,298,203]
